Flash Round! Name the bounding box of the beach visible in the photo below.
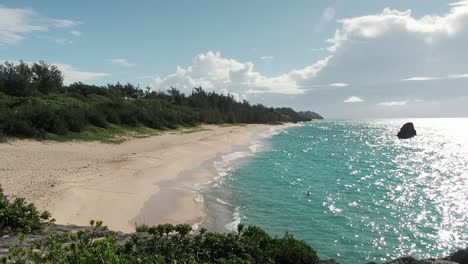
[0,124,281,233]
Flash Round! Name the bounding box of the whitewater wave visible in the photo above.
[216,198,233,207]
[224,207,241,232]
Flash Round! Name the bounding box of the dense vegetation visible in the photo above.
[0,186,52,235]
[0,61,315,140]
[4,223,319,264]
[1,186,319,263]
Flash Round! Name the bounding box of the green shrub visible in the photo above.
[0,186,52,235]
[3,222,319,264]
[0,188,318,263]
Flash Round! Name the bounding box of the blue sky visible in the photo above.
[1,0,467,118]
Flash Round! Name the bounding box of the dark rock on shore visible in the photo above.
[444,248,468,264]
[397,122,417,139]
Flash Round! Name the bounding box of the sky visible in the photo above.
[1,0,467,118]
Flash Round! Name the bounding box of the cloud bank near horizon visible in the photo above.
[151,1,468,117]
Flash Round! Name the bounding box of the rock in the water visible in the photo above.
[379,256,457,264]
[319,260,340,264]
[397,122,417,139]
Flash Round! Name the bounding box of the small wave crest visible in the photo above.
[225,207,241,232]
[213,151,252,186]
[216,198,233,207]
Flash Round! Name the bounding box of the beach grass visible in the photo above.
[218,123,248,127]
[1,123,245,144]
[44,124,162,143]
[174,126,212,134]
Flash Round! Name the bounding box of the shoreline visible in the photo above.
[0,124,293,232]
[199,124,293,232]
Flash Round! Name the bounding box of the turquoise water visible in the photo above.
[206,119,468,263]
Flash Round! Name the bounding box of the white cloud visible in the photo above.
[260,56,274,60]
[110,58,136,67]
[152,51,310,95]
[344,96,364,103]
[448,73,468,79]
[402,73,468,81]
[52,19,80,28]
[377,100,407,106]
[402,76,442,81]
[329,82,349,87]
[70,30,81,37]
[0,7,46,44]
[0,7,80,45]
[54,63,111,84]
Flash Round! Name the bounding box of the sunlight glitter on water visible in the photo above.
[223,118,468,263]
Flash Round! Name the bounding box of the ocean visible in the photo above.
[200,119,468,263]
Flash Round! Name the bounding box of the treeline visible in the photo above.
[0,61,316,138]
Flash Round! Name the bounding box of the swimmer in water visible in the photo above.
[306,191,311,196]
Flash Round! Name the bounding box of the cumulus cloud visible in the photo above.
[146,1,468,117]
[54,63,111,84]
[152,51,313,95]
[322,2,468,82]
[344,96,364,103]
[288,1,468,117]
[0,6,80,45]
[110,58,136,67]
[377,100,407,106]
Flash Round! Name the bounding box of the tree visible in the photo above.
[31,61,64,94]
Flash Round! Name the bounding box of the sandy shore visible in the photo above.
[0,124,285,232]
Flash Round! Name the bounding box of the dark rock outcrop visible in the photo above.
[0,224,133,259]
[397,122,417,139]
[445,248,468,264]
[319,259,340,264]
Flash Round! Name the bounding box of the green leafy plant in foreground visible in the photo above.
[1,185,318,263]
[0,186,53,235]
[3,222,319,264]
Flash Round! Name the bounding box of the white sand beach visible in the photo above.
[0,124,285,232]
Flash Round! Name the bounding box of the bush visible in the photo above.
[0,186,52,235]
[3,222,319,264]
[0,189,318,263]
